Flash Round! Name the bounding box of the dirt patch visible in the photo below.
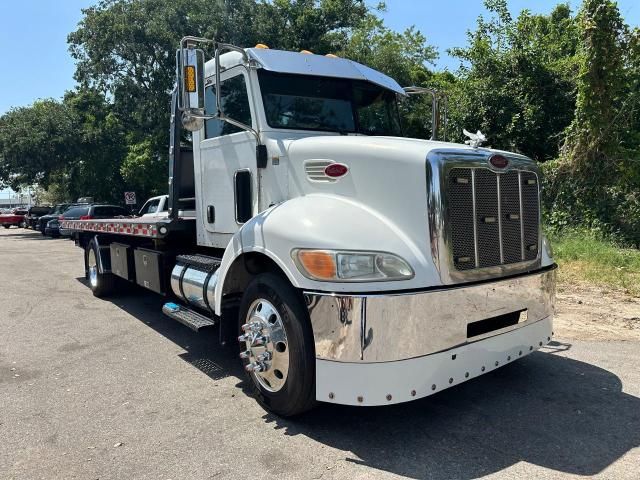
[555,282,640,341]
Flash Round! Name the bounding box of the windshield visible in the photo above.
[258,71,402,136]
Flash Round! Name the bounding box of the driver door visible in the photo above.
[197,68,257,236]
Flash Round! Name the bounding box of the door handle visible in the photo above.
[207,205,215,224]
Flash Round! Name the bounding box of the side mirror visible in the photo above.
[177,45,206,132]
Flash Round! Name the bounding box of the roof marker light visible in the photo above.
[300,50,313,54]
[255,43,269,49]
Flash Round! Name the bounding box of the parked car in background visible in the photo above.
[45,218,61,237]
[24,206,52,229]
[0,208,28,229]
[137,195,169,218]
[58,204,131,237]
[37,204,73,235]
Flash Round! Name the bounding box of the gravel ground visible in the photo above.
[1,228,639,480]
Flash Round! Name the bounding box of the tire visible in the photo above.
[238,272,316,417]
[84,240,118,298]
[3,225,10,229]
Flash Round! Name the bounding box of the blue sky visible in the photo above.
[1,0,639,116]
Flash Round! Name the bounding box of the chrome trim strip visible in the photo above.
[471,169,479,268]
[518,170,525,261]
[496,174,504,264]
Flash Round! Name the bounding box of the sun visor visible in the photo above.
[245,48,406,95]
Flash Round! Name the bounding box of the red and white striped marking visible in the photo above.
[61,220,160,238]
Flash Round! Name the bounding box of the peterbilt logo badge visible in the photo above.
[489,154,509,169]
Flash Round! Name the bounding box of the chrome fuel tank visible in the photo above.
[170,255,220,312]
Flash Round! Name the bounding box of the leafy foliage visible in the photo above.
[447,1,579,160]
[542,1,640,246]
[0,0,638,247]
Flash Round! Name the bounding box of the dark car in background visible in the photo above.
[57,204,131,237]
[37,204,72,235]
[45,218,62,237]
[24,206,52,229]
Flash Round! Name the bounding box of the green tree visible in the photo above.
[67,0,371,197]
[0,100,76,191]
[544,0,640,245]
[447,1,579,161]
[0,89,127,204]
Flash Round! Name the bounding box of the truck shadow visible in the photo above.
[265,346,640,479]
[91,281,640,479]
[80,279,244,381]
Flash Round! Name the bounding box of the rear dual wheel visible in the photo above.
[84,240,118,297]
[238,273,316,417]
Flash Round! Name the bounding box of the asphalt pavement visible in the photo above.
[1,228,639,480]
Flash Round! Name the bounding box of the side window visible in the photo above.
[93,206,108,217]
[204,74,252,139]
[143,199,160,214]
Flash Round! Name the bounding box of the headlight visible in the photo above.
[292,249,414,282]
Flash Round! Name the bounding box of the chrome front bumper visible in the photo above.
[304,266,556,363]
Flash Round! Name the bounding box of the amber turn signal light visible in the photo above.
[296,250,336,280]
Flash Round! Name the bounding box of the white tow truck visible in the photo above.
[62,37,556,416]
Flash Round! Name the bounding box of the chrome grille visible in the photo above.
[448,167,539,270]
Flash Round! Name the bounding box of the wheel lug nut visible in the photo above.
[242,322,263,332]
[253,336,269,346]
[257,352,271,362]
[245,362,264,372]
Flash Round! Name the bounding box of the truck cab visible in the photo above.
[65,39,556,416]
[138,195,169,218]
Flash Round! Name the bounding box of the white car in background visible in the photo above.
[138,195,169,218]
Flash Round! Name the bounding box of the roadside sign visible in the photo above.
[124,192,137,205]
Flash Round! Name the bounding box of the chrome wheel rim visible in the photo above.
[88,249,98,288]
[239,298,289,393]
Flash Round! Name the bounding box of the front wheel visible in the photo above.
[84,240,118,297]
[2,225,10,229]
[238,273,316,417]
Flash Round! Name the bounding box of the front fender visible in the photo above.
[213,194,440,313]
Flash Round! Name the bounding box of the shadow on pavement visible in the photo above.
[1,229,60,240]
[80,278,640,479]
[76,277,243,382]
